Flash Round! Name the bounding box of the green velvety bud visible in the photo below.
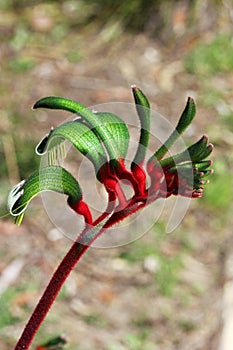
[131,85,151,166]
[33,96,128,162]
[149,97,196,162]
[8,166,82,225]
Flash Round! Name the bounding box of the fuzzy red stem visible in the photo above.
[15,214,115,350]
[14,241,88,350]
[14,191,156,350]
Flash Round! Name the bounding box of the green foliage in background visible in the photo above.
[185,34,233,77]
[185,33,233,222]
[0,288,20,328]
[0,0,195,35]
[201,159,233,212]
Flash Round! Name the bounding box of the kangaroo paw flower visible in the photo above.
[9,87,213,228]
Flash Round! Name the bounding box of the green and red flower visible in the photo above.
[8,86,213,235]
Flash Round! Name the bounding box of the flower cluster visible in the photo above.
[8,86,213,234]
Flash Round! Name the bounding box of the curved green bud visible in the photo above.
[168,160,212,174]
[8,166,82,225]
[36,120,107,173]
[150,97,196,162]
[159,135,213,168]
[33,96,124,161]
[36,127,54,155]
[95,112,129,160]
[176,97,196,135]
[131,85,150,166]
[33,96,88,115]
[183,135,213,163]
[193,160,213,171]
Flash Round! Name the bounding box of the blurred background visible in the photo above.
[0,0,233,349]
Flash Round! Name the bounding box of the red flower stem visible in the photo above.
[14,194,154,350]
[14,240,89,350]
[14,212,115,349]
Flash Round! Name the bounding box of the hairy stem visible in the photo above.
[14,241,88,350]
[14,196,149,350]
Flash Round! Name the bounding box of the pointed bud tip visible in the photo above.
[187,96,194,102]
[32,102,39,110]
[201,134,208,142]
[197,187,204,193]
[193,192,203,198]
[208,143,214,151]
[131,85,138,92]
